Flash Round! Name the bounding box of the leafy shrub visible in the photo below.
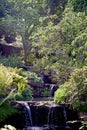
[0,55,23,68]
[27,71,43,83]
[45,62,71,85]
[54,66,87,111]
[0,101,18,122]
[67,0,87,13]
[60,8,87,44]
[15,84,33,101]
[0,64,32,105]
[54,81,71,103]
[41,88,50,97]
[30,9,87,85]
[71,32,87,67]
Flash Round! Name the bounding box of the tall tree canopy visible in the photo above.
[0,0,48,62]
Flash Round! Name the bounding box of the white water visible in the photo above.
[25,126,46,130]
[47,106,54,125]
[24,102,33,126]
[22,102,69,130]
[24,125,56,130]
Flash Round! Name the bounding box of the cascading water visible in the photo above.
[47,105,56,125]
[47,105,57,130]
[47,106,52,125]
[22,101,72,130]
[63,106,67,123]
[47,104,70,130]
[23,102,33,127]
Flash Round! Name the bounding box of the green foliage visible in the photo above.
[31,18,72,84]
[0,101,18,122]
[0,0,44,34]
[79,121,87,130]
[0,64,32,105]
[41,88,50,97]
[0,0,87,115]
[45,62,71,84]
[67,0,87,14]
[27,72,43,83]
[28,7,87,92]
[0,65,13,95]
[9,67,33,101]
[15,83,33,101]
[58,9,87,67]
[54,66,87,111]
[71,32,87,65]
[0,0,47,63]
[60,8,87,44]
[0,55,23,68]
[44,0,67,15]
[54,82,71,103]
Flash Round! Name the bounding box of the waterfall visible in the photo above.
[24,102,33,126]
[63,106,67,122]
[47,104,68,127]
[50,84,56,98]
[47,106,56,130]
[48,106,51,125]
[21,101,73,130]
[48,106,54,125]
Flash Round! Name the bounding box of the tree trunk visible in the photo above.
[22,25,35,64]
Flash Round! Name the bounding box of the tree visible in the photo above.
[0,0,47,62]
[29,7,87,85]
[57,8,87,67]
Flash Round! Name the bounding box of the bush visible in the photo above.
[27,71,43,83]
[0,55,23,68]
[54,81,71,103]
[54,66,87,111]
[0,101,18,122]
[67,0,87,13]
[0,64,33,105]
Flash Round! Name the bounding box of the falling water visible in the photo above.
[48,106,54,125]
[47,104,58,130]
[48,106,51,125]
[63,106,67,122]
[24,102,33,126]
[22,102,72,130]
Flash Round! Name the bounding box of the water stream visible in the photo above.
[22,101,71,130]
[24,102,33,127]
[63,106,67,123]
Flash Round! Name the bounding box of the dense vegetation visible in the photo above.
[0,0,87,125]
[0,64,32,122]
[54,66,87,111]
